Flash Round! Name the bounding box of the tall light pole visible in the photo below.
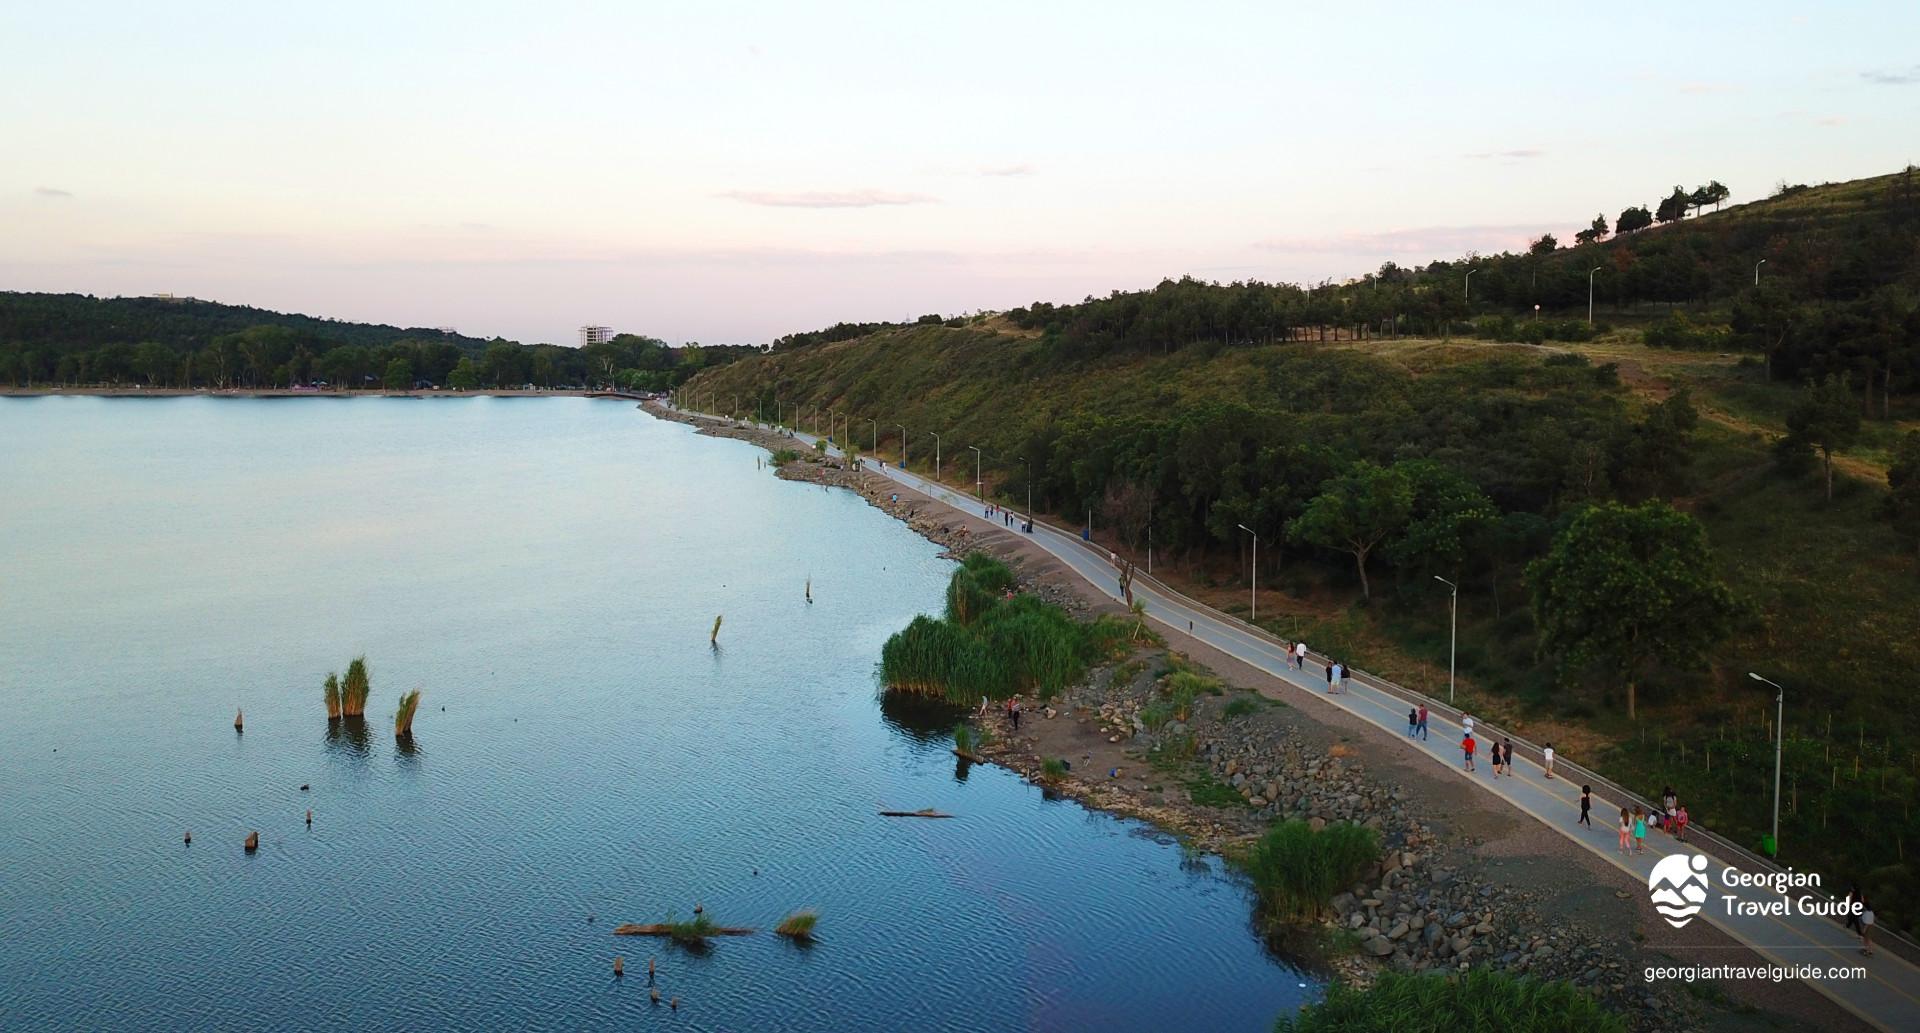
[1749,672,1785,855]
[1435,576,1457,704]
[1464,268,1477,304]
[1754,258,1767,286]
[1016,455,1032,526]
[1587,267,1602,326]
[1147,520,1153,575]
[1237,524,1258,623]
[928,432,942,481]
[967,445,982,498]
[867,417,878,457]
[897,425,907,467]
[828,409,840,444]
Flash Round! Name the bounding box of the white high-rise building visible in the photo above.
[579,325,614,347]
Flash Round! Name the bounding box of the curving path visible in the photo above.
[668,405,1920,1033]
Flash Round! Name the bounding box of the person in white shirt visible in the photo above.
[1294,641,1307,670]
[1543,742,1556,779]
[1462,714,1475,739]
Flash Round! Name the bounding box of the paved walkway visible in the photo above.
[671,407,1920,1032]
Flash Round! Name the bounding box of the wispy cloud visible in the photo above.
[979,163,1035,177]
[1677,81,1736,95]
[718,189,937,209]
[1464,148,1545,161]
[1862,65,1920,85]
[33,186,73,198]
[1257,223,1548,258]
[1814,115,1848,127]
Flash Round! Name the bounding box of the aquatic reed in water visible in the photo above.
[1244,820,1379,925]
[774,911,817,940]
[394,688,422,739]
[1275,970,1625,1033]
[324,673,342,721]
[341,656,371,718]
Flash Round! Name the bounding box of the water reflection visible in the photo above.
[324,718,372,760]
[877,690,963,744]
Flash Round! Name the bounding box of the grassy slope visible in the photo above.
[688,322,1920,919]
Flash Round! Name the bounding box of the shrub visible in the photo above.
[1643,312,1729,350]
[1274,970,1626,1033]
[769,448,801,465]
[1041,757,1068,781]
[774,911,817,940]
[1223,696,1262,719]
[1244,820,1379,924]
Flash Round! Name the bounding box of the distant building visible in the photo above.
[579,325,614,347]
[145,293,191,303]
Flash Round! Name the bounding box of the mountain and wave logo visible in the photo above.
[1648,853,1713,928]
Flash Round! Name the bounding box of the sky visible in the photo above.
[4,1,1918,345]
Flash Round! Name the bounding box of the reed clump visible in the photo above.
[774,911,818,940]
[1040,757,1069,782]
[666,913,718,946]
[710,615,723,646]
[1276,970,1625,1033]
[341,657,371,718]
[1244,820,1379,925]
[324,673,342,720]
[394,688,422,740]
[880,555,1128,706]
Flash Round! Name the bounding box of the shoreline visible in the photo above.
[643,400,1867,1033]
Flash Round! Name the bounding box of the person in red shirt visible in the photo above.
[1462,734,1476,772]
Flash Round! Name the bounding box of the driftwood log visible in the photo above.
[879,808,953,818]
[613,924,754,937]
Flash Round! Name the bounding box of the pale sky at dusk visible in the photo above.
[4,2,1918,345]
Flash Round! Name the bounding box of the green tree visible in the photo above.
[383,356,412,391]
[1573,213,1608,246]
[1529,233,1558,256]
[1622,389,1699,498]
[1616,205,1653,234]
[446,356,479,391]
[1887,432,1920,554]
[1288,461,1414,601]
[1655,186,1690,225]
[1782,373,1861,501]
[1527,501,1739,719]
[1384,460,1496,577]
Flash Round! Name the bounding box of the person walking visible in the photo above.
[1860,897,1877,957]
[1844,883,1865,936]
[1674,804,1689,842]
[1332,660,1346,693]
[1462,733,1476,772]
[1578,785,1592,826]
[1009,697,1021,732]
[1416,704,1428,740]
[1617,808,1632,854]
[1501,738,1516,777]
[1543,742,1555,779]
[1407,708,1419,736]
[1324,661,1334,693]
[1632,806,1648,854]
[1462,713,1475,740]
[1294,641,1308,670]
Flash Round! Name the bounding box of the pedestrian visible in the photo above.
[1294,641,1308,670]
[1010,697,1021,731]
[1543,742,1555,779]
[1408,708,1419,736]
[1332,661,1346,693]
[1674,804,1689,842]
[1844,883,1865,935]
[1661,787,1678,833]
[1578,785,1592,826]
[1462,713,1475,740]
[1860,897,1876,957]
[1462,734,1476,772]
[1501,738,1515,777]
[1416,705,1429,740]
[1632,806,1648,854]
[1324,661,1334,692]
[1617,808,1632,854]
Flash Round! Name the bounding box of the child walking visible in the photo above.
[1632,806,1648,854]
[1617,808,1632,854]
[1578,785,1592,826]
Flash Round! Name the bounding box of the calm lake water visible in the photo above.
[0,396,1312,1032]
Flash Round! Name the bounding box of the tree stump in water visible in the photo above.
[234,709,244,732]
[244,831,259,852]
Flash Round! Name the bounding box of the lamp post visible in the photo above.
[928,432,941,481]
[1587,267,1602,326]
[897,425,907,468]
[1754,258,1767,286]
[867,417,878,456]
[1147,520,1153,575]
[967,446,982,498]
[828,409,840,445]
[1016,455,1032,527]
[1749,672,1785,855]
[1464,268,1477,304]
[1435,576,1457,704]
[1237,524,1258,623]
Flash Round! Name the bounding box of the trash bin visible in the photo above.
[1760,834,1777,857]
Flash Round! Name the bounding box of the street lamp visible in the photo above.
[1754,258,1767,286]
[1237,524,1258,623]
[1749,672,1786,856]
[1464,268,1477,304]
[1016,455,1032,527]
[867,417,878,457]
[828,409,840,444]
[928,432,942,481]
[967,445,982,498]
[897,425,907,468]
[1435,576,1457,704]
[1587,267,1603,326]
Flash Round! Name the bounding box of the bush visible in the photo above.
[769,448,801,465]
[1274,970,1626,1033]
[1643,312,1729,350]
[1244,820,1379,924]
[1041,757,1069,781]
[1223,696,1262,719]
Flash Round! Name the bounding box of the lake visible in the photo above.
[0,395,1312,1032]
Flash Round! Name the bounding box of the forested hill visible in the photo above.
[0,292,502,352]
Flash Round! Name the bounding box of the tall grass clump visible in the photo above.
[323,673,342,721]
[881,556,1127,706]
[1274,970,1626,1033]
[666,912,718,946]
[1245,820,1379,925]
[394,688,422,739]
[774,911,818,940]
[323,657,372,720]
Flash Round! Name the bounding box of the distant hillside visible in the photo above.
[0,292,505,352]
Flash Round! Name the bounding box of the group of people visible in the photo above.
[1279,641,1352,696]
[1614,800,1690,855]
[982,502,1032,533]
[978,693,1023,730]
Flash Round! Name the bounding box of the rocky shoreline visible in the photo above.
[641,400,1814,1033]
